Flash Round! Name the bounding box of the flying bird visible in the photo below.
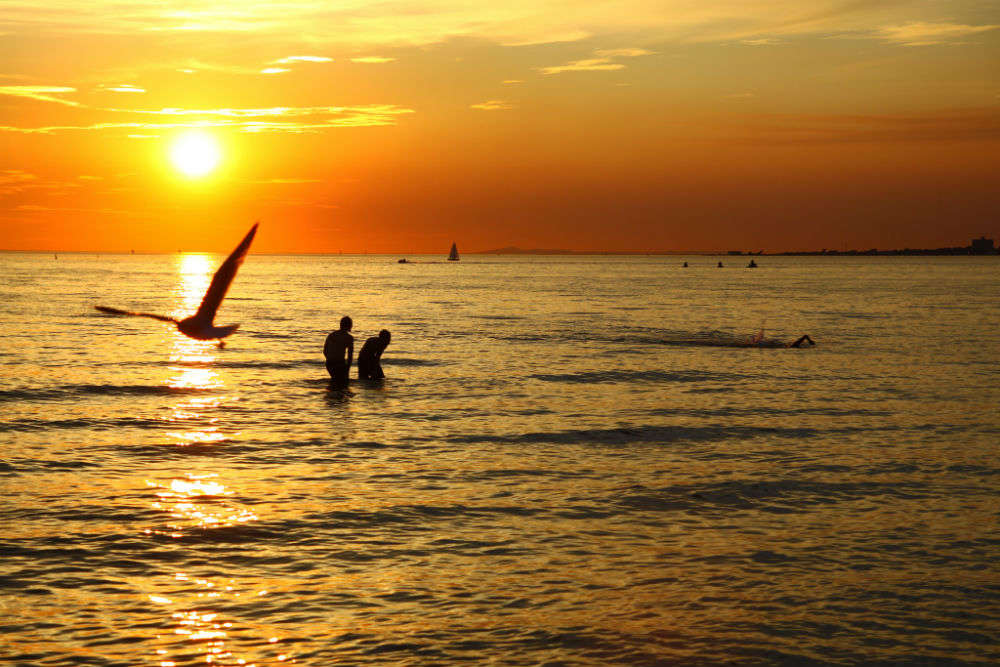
[96,222,258,341]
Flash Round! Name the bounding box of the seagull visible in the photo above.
[96,222,258,342]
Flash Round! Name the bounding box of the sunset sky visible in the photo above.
[1,1,998,253]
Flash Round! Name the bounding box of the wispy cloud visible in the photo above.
[540,46,652,75]
[260,67,290,74]
[0,169,37,194]
[594,48,654,57]
[2,1,995,50]
[877,22,999,46]
[99,84,145,93]
[741,38,780,46]
[539,58,624,75]
[470,100,514,111]
[271,55,332,64]
[350,56,395,64]
[0,105,415,134]
[0,86,79,106]
[503,79,523,85]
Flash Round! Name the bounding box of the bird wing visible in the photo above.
[192,222,258,325]
[95,305,178,323]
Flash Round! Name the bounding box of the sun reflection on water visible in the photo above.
[144,572,295,667]
[140,254,289,665]
[162,253,234,445]
[175,253,212,312]
[146,475,258,534]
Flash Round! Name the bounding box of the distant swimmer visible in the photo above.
[324,316,354,387]
[749,328,815,348]
[358,329,391,381]
[717,261,724,267]
[682,261,688,267]
[748,259,757,268]
[788,334,815,348]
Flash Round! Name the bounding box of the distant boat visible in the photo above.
[448,242,459,261]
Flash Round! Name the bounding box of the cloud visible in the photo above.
[0,169,37,194]
[741,38,780,45]
[877,22,999,46]
[503,79,523,84]
[260,67,290,74]
[540,46,652,75]
[539,58,624,75]
[3,0,996,51]
[0,85,80,106]
[271,55,332,63]
[99,84,145,93]
[593,48,654,57]
[0,105,415,134]
[470,100,514,110]
[350,56,395,63]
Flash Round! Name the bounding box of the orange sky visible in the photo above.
[1,1,998,253]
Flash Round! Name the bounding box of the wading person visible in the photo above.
[324,316,353,387]
[358,329,391,381]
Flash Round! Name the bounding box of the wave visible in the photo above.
[529,369,741,384]
[646,406,892,418]
[614,476,933,514]
[0,383,216,404]
[2,458,102,473]
[154,358,315,369]
[384,357,445,367]
[469,314,525,321]
[440,424,831,446]
[498,328,813,349]
[1,416,184,432]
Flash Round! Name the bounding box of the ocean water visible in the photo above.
[1,252,999,666]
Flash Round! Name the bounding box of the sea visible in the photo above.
[1,252,998,666]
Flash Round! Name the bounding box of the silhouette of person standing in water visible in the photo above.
[358,329,391,381]
[324,316,354,387]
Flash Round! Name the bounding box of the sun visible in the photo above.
[169,130,222,178]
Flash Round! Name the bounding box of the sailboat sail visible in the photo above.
[448,242,459,261]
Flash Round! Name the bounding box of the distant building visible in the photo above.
[971,237,995,254]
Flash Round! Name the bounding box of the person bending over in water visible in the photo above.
[358,329,391,380]
[324,316,354,387]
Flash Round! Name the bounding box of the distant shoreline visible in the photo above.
[479,246,999,257]
[3,247,997,257]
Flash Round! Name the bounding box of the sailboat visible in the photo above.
[447,242,459,261]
